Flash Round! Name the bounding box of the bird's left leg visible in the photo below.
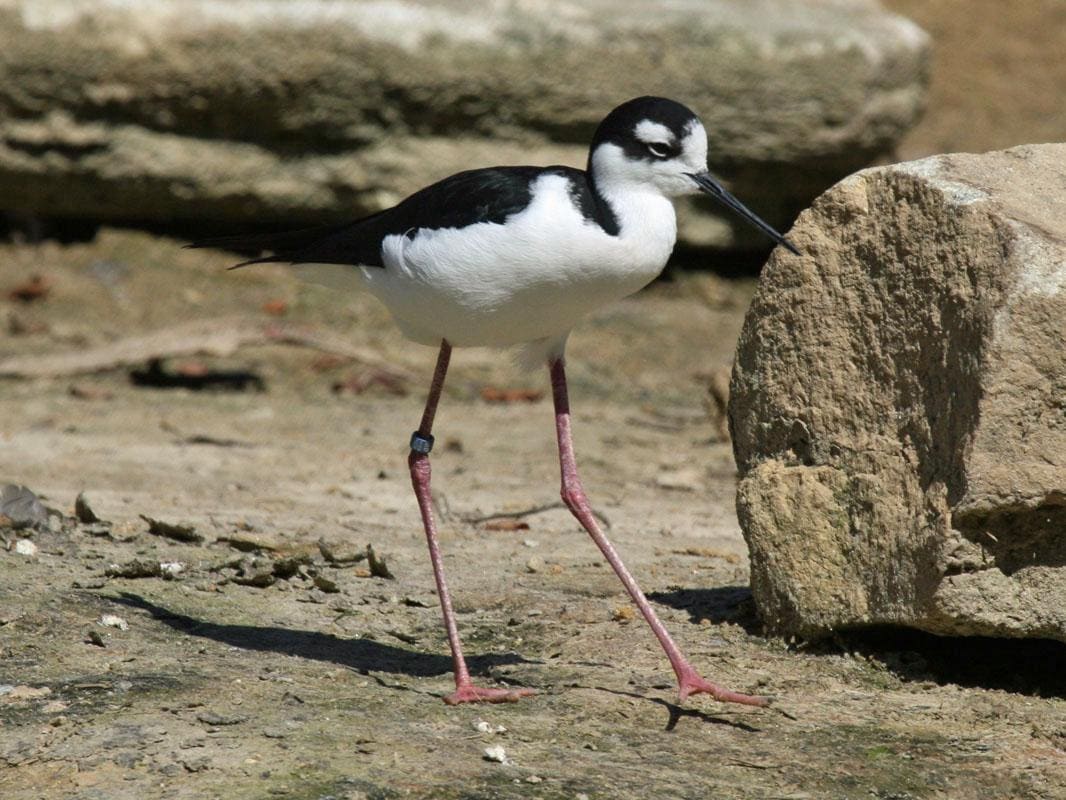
[548,357,768,708]
[410,340,535,705]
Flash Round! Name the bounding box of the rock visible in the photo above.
[195,711,248,726]
[159,561,185,579]
[0,685,51,703]
[98,614,129,631]
[105,559,163,579]
[0,0,927,249]
[0,484,50,530]
[13,539,38,557]
[140,515,203,544]
[731,143,1066,642]
[74,492,102,524]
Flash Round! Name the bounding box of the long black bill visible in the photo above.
[687,172,800,256]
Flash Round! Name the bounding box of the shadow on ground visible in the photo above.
[835,628,1066,699]
[651,588,1066,698]
[110,593,533,679]
[649,586,762,633]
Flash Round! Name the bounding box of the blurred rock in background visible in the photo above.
[0,0,928,250]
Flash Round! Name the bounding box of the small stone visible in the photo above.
[182,755,211,772]
[366,544,394,579]
[219,532,281,552]
[0,685,51,702]
[99,614,128,630]
[483,745,508,763]
[14,539,37,556]
[196,711,247,726]
[317,538,367,565]
[160,561,185,579]
[0,484,50,529]
[525,775,543,784]
[105,559,163,579]
[140,515,203,544]
[232,556,276,587]
[525,556,544,574]
[522,539,538,548]
[87,630,106,647]
[313,575,340,593]
[612,606,635,623]
[74,492,102,524]
[474,720,507,734]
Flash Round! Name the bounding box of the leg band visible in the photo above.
[410,431,435,454]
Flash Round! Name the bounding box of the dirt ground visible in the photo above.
[3,4,1066,798]
[1,231,1064,800]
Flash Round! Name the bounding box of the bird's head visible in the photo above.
[588,96,799,255]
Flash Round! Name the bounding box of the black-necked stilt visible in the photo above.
[191,96,796,707]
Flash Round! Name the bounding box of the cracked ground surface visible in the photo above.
[1,230,1064,800]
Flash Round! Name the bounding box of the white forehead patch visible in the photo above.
[679,120,708,168]
[634,119,675,145]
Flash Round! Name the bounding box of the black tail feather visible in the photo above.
[186,223,349,258]
[185,218,386,269]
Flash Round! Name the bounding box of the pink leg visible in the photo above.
[549,358,768,708]
[410,341,535,705]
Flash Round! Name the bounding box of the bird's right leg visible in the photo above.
[409,340,535,705]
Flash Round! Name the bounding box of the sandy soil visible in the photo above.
[1,231,1063,800]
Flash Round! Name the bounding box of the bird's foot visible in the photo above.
[676,668,769,708]
[443,683,536,705]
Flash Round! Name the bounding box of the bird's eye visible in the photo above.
[646,142,671,159]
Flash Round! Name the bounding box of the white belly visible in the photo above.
[360,174,677,350]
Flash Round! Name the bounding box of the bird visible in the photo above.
[189,96,798,707]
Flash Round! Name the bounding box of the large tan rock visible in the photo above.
[0,0,928,248]
[730,144,1066,641]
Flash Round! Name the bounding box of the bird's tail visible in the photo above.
[185,222,362,269]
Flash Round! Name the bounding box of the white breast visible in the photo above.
[360,173,676,351]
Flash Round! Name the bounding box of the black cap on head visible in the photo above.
[590,96,701,152]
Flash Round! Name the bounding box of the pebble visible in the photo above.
[196,711,248,726]
[99,614,129,631]
[14,539,37,556]
[483,745,508,763]
[474,719,507,734]
[1,685,52,701]
[160,561,185,579]
[522,539,539,548]
[525,775,543,784]
[525,555,544,574]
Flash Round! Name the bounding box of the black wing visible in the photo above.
[186,166,569,268]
